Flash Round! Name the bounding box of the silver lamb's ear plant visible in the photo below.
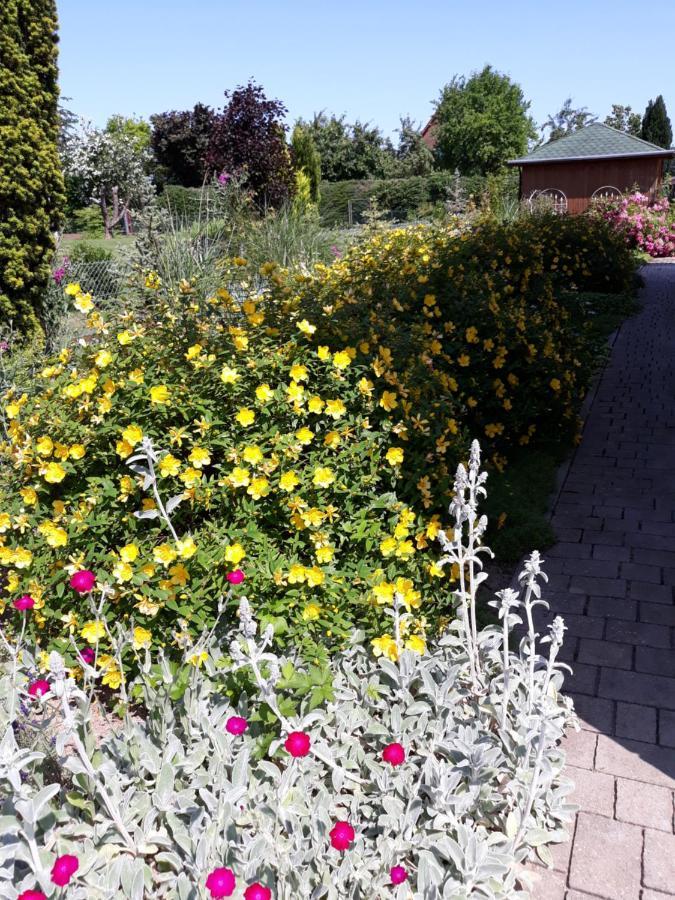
[126,436,186,541]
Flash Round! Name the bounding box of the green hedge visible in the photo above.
[318,173,487,226]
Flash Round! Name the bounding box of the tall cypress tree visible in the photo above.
[0,0,65,334]
[641,95,673,148]
[291,125,321,203]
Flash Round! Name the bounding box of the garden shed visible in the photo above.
[508,123,674,214]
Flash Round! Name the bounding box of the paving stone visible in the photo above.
[577,638,632,670]
[640,602,675,626]
[561,729,597,770]
[586,596,637,621]
[641,891,675,900]
[604,620,672,648]
[659,710,675,748]
[566,765,614,816]
[587,530,625,547]
[569,694,615,734]
[629,582,674,605]
[599,669,675,712]
[570,575,628,598]
[592,544,631,562]
[563,559,620,578]
[568,812,642,899]
[548,543,593,559]
[615,702,657,743]
[635,646,675,678]
[519,864,567,898]
[636,548,675,568]
[557,614,605,639]
[622,563,663,583]
[643,831,675,892]
[565,663,599,696]
[615,778,673,830]
[595,734,675,789]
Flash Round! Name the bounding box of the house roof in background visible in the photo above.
[509,123,675,165]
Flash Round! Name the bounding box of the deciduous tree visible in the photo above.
[542,98,596,142]
[604,104,642,136]
[150,103,214,187]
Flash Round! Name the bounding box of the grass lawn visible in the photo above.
[58,233,136,259]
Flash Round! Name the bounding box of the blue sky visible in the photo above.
[57,0,673,139]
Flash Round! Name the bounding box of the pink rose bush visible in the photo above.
[0,443,576,898]
[597,191,675,257]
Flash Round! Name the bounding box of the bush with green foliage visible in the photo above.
[0,0,65,334]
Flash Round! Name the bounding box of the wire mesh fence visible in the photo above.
[52,259,135,301]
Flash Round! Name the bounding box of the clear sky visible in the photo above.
[56,0,673,139]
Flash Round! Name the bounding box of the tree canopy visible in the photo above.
[641,95,672,148]
[542,98,597,142]
[433,66,536,175]
[150,103,215,187]
[604,104,642,136]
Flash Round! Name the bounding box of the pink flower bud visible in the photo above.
[13,595,35,611]
[244,884,272,900]
[79,647,96,665]
[18,891,47,900]
[284,731,311,758]
[28,679,50,698]
[226,569,245,585]
[382,742,406,766]
[50,854,79,887]
[69,570,96,593]
[390,865,408,885]
[225,716,248,735]
[329,820,355,851]
[206,867,236,898]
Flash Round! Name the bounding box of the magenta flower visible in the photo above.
[79,647,96,665]
[13,595,35,611]
[329,820,355,851]
[284,731,311,758]
[382,742,406,766]
[206,867,236,898]
[225,715,248,735]
[0,340,9,354]
[244,884,272,900]
[218,172,231,185]
[390,865,408,885]
[18,891,47,900]
[50,854,79,887]
[28,679,51,698]
[226,569,245,585]
[69,569,96,593]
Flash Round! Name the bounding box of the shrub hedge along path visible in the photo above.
[524,263,675,899]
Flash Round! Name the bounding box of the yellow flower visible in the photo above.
[119,543,139,563]
[287,381,305,403]
[133,626,153,650]
[332,351,351,370]
[371,635,399,662]
[465,326,478,343]
[154,543,177,567]
[43,462,66,484]
[145,271,161,290]
[73,293,94,313]
[396,540,415,559]
[358,377,374,396]
[325,399,346,419]
[122,424,143,446]
[313,467,335,488]
[255,383,273,403]
[187,650,208,668]
[94,349,113,368]
[386,447,404,466]
[550,378,561,391]
[221,365,240,384]
[458,354,470,367]
[380,537,397,557]
[247,476,270,500]
[405,635,426,654]
[297,319,316,335]
[290,364,308,382]
[36,436,54,456]
[295,426,313,445]
[288,563,307,583]
[176,536,197,559]
[308,396,324,414]
[379,391,398,412]
[317,345,330,360]
[64,282,81,296]
[69,444,86,460]
[12,547,33,569]
[324,431,340,449]
[169,563,190,585]
[117,330,132,345]
[279,471,299,492]
[185,343,203,360]
[302,603,321,621]
[315,545,334,563]
[224,542,246,565]
[159,454,181,478]
[41,524,67,548]
[372,581,395,605]
[242,445,263,465]
[112,560,133,583]
[180,467,202,487]
[150,385,171,404]
[189,447,211,469]
[100,660,122,689]
[0,513,10,532]
[236,408,255,426]
[229,467,251,487]
[81,620,106,644]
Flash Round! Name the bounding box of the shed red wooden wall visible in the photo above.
[519,156,669,214]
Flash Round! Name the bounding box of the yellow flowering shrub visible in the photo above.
[0,281,445,664]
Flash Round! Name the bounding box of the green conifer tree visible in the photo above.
[0,0,65,334]
[641,95,673,148]
[291,125,321,203]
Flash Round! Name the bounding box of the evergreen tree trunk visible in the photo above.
[0,0,65,334]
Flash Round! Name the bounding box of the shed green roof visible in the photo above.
[509,123,674,165]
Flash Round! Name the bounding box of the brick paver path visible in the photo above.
[525,264,675,900]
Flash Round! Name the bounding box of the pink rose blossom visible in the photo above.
[69,570,96,593]
[329,820,355,851]
[13,595,35,611]
[284,731,311,758]
[382,742,406,766]
[50,854,79,887]
[28,679,51,698]
[206,867,236,898]
[225,716,248,735]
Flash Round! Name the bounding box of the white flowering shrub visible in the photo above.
[0,443,576,899]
